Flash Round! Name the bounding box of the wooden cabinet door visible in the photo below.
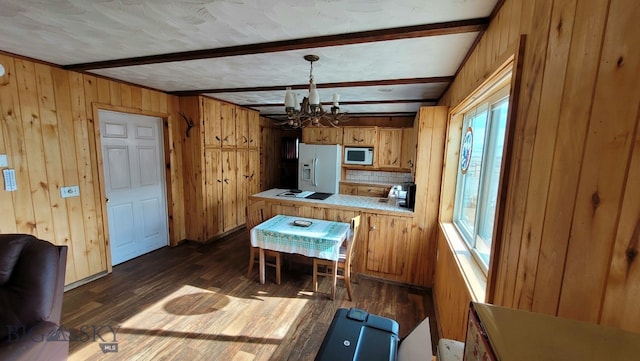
[378,128,402,168]
[298,206,325,219]
[236,149,261,226]
[247,110,260,149]
[324,209,358,223]
[340,184,358,195]
[343,127,377,146]
[301,128,323,144]
[366,215,410,275]
[322,127,343,144]
[235,107,249,148]
[236,149,249,226]
[221,149,238,231]
[270,203,299,217]
[234,107,259,149]
[202,97,223,147]
[204,148,223,238]
[248,150,260,196]
[401,127,416,171]
[357,185,389,198]
[219,102,236,148]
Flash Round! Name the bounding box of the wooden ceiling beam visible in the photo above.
[262,112,419,118]
[169,76,453,96]
[63,18,488,71]
[243,98,438,107]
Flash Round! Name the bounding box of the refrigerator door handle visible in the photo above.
[313,157,318,186]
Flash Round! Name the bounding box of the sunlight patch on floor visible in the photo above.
[69,284,309,360]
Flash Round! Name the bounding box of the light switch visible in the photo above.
[60,185,80,198]
[0,154,7,168]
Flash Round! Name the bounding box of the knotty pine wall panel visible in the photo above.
[0,53,186,285]
[433,231,472,341]
[437,0,640,335]
[410,106,448,287]
[178,96,206,241]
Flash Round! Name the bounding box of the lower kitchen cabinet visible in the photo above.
[204,148,241,237]
[237,149,260,226]
[365,214,411,275]
[204,148,255,239]
[204,148,223,239]
[270,203,300,217]
[298,206,326,219]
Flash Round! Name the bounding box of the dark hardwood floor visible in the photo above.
[62,228,438,360]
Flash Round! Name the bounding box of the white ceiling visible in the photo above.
[0,0,498,119]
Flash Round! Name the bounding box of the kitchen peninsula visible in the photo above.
[252,188,414,216]
[251,188,417,286]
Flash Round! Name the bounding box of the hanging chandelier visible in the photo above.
[281,55,347,128]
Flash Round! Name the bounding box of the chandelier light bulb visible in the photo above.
[309,81,320,106]
[284,87,295,108]
[332,93,339,107]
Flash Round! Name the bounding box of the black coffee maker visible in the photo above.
[399,182,416,210]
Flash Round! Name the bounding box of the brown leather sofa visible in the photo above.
[0,234,69,361]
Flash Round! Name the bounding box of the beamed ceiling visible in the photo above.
[0,0,500,120]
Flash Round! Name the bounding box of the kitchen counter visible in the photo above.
[251,188,414,216]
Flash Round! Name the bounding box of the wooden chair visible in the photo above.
[313,215,361,300]
[246,200,281,284]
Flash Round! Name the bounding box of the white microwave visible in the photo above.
[344,147,374,165]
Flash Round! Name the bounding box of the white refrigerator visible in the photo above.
[298,143,342,193]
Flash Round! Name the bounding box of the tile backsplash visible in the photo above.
[345,169,413,184]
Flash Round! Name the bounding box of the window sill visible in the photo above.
[439,222,487,302]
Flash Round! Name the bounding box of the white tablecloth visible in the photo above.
[250,214,350,261]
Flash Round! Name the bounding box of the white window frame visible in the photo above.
[452,78,511,273]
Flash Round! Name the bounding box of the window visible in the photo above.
[453,83,510,271]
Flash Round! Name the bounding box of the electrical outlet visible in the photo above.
[60,185,80,198]
[0,154,8,168]
[3,168,16,191]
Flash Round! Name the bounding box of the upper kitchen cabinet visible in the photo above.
[342,127,377,147]
[236,107,260,149]
[377,128,403,169]
[202,97,236,148]
[219,102,236,148]
[301,127,343,145]
[202,97,223,146]
[401,127,417,173]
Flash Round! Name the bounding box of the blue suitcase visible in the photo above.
[315,308,399,361]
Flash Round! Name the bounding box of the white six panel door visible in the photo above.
[99,110,169,265]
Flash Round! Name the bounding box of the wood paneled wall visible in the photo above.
[433,231,472,340]
[437,0,640,335]
[411,107,448,287]
[0,53,186,285]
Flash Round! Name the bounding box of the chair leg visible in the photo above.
[312,259,318,292]
[275,254,282,285]
[345,267,352,301]
[247,247,255,278]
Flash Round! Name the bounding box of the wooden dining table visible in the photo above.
[250,214,350,299]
